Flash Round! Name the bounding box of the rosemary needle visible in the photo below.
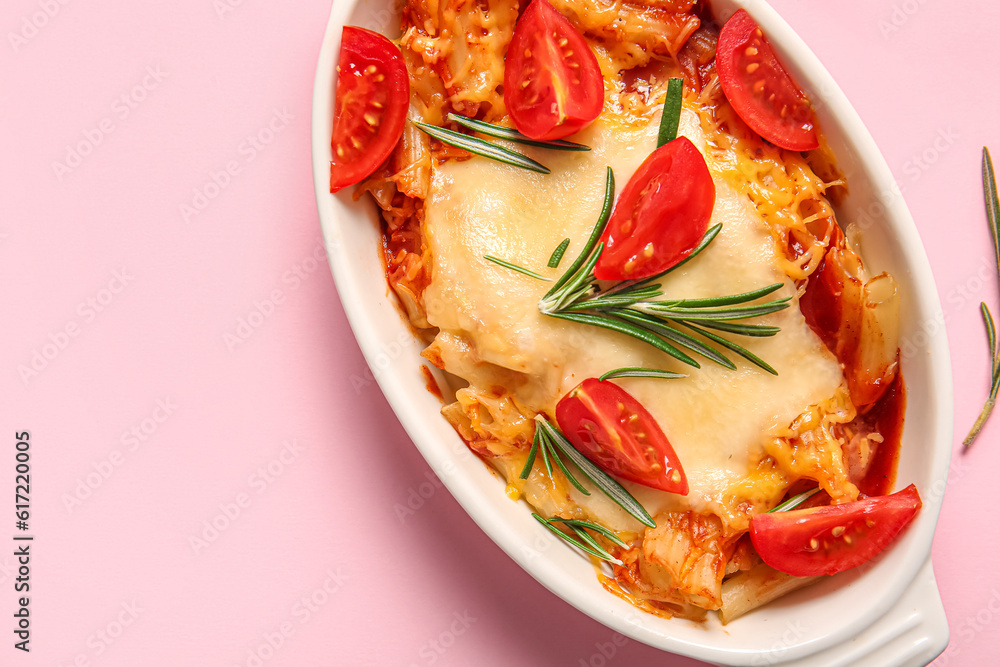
[548,238,571,268]
[657,78,684,147]
[767,487,821,513]
[412,121,551,174]
[447,114,591,152]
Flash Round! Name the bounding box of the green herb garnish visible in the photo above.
[530,168,788,373]
[548,238,571,268]
[522,415,655,528]
[657,77,684,147]
[767,487,821,513]
[965,146,1000,448]
[532,514,626,566]
[485,255,552,281]
[598,367,687,382]
[412,121,551,174]
[447,114,591,152]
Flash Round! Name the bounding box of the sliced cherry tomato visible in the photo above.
[750,484,922,577]
[556,378,688,494]
[330,26,409,193]
[503,0,603,141]
[594,137,714,281]
[716,9,819,151]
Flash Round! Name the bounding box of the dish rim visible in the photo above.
[310,1,954,663]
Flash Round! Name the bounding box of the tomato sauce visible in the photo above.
[855,374,906,497]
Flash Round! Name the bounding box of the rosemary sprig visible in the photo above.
[526,171,789,373]
[520,419,590,495]
[965,146,1000,448]
[767,487,821,513]
[548,238,571,268]
[598,367,687,381]
[523,415,656,527]
[532,514,625,566]
[657,78,684,147]
[412,121,550,174]
[447,114,591,152]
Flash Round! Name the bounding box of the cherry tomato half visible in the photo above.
[750,484,922,577]
[716,9,819,151]
[330,26,409,193]
[556,378,688,494]
[594,137,715,281]
[503,0,603,141]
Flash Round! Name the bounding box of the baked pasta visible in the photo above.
[331,0,920,623]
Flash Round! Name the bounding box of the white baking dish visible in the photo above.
[311,1,953,664]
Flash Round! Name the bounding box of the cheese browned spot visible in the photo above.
[421,107,844,531]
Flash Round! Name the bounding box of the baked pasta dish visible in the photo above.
[329,0,922,623]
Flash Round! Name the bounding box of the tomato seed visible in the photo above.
[831,526,846,537]
[753,80,766,94]
[746,63,759,74]
[364,112,379,126]
[365,65,378,75]
[745,46,758,56]
[559,38,568,47]
[643,243,654,258]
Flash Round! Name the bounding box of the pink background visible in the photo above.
[1,0,998,665]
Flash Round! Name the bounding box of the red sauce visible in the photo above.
[420,364,444,402]
[855,374,906,497]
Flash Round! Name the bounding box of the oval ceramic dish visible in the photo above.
[311,1,954,664]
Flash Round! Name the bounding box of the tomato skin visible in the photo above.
[503,0,603,141]
[556,378,688,494]
[594,137,714,281]
[330,26,409,193]
[750,484,922,577]
[716,9,819,151]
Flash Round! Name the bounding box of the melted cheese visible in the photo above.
[422,109,844,526]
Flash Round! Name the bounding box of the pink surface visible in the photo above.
[1,0,998,665]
